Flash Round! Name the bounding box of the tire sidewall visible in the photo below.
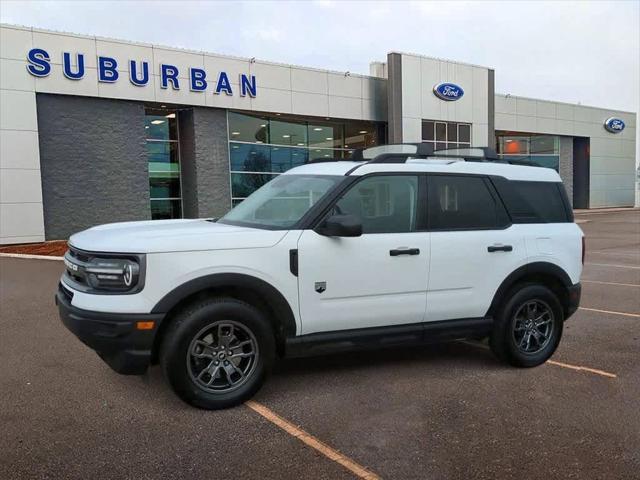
[498,284,564,367]
[162,299,275,409]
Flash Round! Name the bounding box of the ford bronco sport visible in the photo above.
[56,144,583,409]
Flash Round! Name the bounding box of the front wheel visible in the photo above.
[489,284,564,367]
[160,297,275,409]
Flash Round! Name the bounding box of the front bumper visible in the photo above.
[566,282,582,319]
[56,283,164,374]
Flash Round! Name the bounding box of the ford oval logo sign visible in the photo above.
[604,117,625,133]
[433,82,464,101]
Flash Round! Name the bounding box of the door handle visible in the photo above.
[487,245,513,252]
[390,248,420,256]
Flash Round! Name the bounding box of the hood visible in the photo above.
[69,219,287,254]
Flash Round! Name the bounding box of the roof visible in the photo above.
[283,159,562,182]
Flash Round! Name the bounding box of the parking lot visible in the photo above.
[1,209,638,480]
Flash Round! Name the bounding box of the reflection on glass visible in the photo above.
[308,148,336,161]
[151,199,182,220]
[529,155,559,170]
[530,136,558,154]
[145,112,178,140]
[150,176,181,198]
[458,124,471,143]
[228,112,269,143]
[422,121,434,141]
[308,122,343,148]
[231,172,277,198]
[270,120,307,146]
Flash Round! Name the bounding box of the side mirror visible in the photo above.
[315,214,363,237]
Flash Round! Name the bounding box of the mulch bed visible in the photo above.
[0,240,68,257]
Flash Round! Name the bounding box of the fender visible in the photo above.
[486,262,572,317]
[151,273,297,337]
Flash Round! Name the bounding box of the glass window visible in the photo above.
[493,179,569,223]
[221,174,343,229]
[496,134,560,172]
[145,109,182,220]
[150,199,182,220]
[529,155,559,170]
[228,112,269,143]
[228,112,383,201]
[422,121,434,141]
[334,175,419,234]
[309,122,343,148]
[270,119,308,146]
[458,124,471,143]
[447,123,457,142]
[530,136,558,154]
[435,122,447,141]
[231,172,278,198]
[428,175,504,230]
[145,112,178,141]
[344,122,378,149]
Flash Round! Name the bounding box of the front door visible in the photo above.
[297,174,429,335]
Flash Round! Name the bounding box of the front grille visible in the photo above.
[64,247,90,287]
[58,282,74,302]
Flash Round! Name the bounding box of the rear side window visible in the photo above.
[427,175,508,230]
[493,179,570,223]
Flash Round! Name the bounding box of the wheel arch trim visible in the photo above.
[151,273,297,337]
[486,262,572,317]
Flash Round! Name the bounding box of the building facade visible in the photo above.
[0,24,636,244]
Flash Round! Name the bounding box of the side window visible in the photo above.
[428,175,506,230]
[334,175,419,233]
[494,179,570,223]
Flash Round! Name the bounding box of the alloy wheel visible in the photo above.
[511,300,555,354]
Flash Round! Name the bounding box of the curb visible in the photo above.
[0,252,64,261]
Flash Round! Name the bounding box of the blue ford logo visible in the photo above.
[604,117,625,133]
[433,82,464,101]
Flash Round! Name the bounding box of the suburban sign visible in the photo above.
[433,82,464,101]
[25,48,257,97]
[603,117,625,134]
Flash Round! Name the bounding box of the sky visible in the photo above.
[1,0,638,113]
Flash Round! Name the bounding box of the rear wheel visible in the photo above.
[161,297,275,409]
[490,284,563,367]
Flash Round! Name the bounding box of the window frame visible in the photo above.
[425,173,511,232]
[307,172,428,234]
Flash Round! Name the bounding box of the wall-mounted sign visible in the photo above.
[604,117,625,134]
[25,48,257,97]
[433,82,464,101]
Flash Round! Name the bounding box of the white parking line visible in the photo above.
[579,307,640,318]
[246,400,381,480]
[585,262,640,270]
[582,280,640,288]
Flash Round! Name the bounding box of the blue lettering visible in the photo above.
[190,68,207,91]
[62,52,85,80]
[26,48,51,77]
[161,64,180,90]
[98,56,119,82]
[215,71,233,95]
[129,60,149,86]
[240,74,257,97]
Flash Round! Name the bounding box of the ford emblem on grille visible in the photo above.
[433,82,464,101]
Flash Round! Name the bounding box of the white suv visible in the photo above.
[57,144,583,409]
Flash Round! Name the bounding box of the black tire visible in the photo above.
[160,297,275,409]
[489,283,564,367]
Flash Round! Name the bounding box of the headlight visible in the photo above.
[63,248,145,294]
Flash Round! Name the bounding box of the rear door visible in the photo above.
[296,174,429,335]
[425,174,528,321]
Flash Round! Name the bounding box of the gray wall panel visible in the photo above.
[559,136,574,205]
[37,94,149,240]
[180,107,231,218]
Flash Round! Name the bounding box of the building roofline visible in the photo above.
[0,22,381,80]
[495,92,637,115]
[388,50,494,71]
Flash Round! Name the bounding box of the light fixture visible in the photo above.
[231,131,240,135]
[282,134,290,138]
[160,104,167,108]
[359,130,368,134]
[324,154,330,157]
[260,124,267,127]
[165,113,176,119]
[297,143,305,146]
[232,145,239,149]
[344,144,349,148]
[313,127,323,131]
[256,141,263,143]
[144,126,149,129]
[326,137,333,141]
[151,120,165,125]
[251,151,257,155]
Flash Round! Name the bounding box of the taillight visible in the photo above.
[581,237,585,265]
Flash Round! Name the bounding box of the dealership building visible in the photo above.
[0,23,637,245]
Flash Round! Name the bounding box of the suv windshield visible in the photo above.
[219,174,343,229]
